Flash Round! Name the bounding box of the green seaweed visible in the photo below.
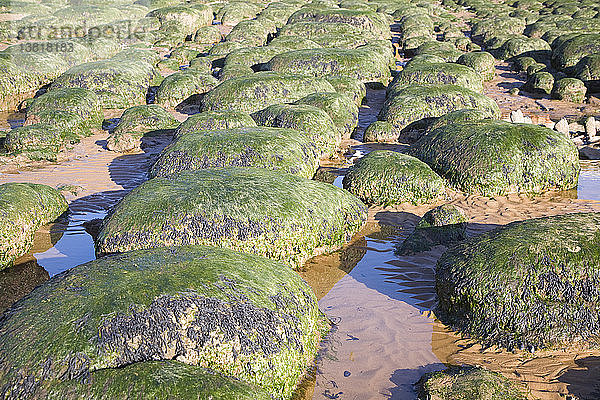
[96,168,367,269]
[0,245,325,399]
[393,60,483,93]
[150,127,320,179]
[175,110,257,138]
[155,69,218,108]
[294,92,358,137]
[0,183,67,270]
[457,51,495,81]
[411,119,579,196]
[201,72,335,114]
[342,150,446,206]
[552,77,587,103]
[436,213,600,350]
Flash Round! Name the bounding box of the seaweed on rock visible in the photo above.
[411,119,579,196]
[96,168,367,269]
[0,245,325,399]
[342,150,446,206]
[149,127,320,179]
[175,110,257,138]
[436,213,600,351]
[0,183,67,270]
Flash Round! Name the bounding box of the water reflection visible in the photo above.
[0,260,49,313]
[578,160,600,201]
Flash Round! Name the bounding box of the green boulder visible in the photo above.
[411,120,579,195]
[201,72,335,114]
[155,70,218,108]
[436,213,600,350]
[552,33,600,70]
[175,110,257,138]
[392,61,484,93]
[379,84,500,135]
[552,77,587,103]
[457,51,495,81]
[252,104,339,157]
[4,124,63,161]
[524,71,554,95]
[342,150,446,206]
[396,204,467,255]
[150,127,320,179]
[49,58,159,109]
[495,35,551,60]
[0,245,323,399]
[96,168,367,269]
[325,76,366,105]
[363,121,396,143]
[574,54,600,92]
[147,5,213,36]
[0,183,67,270]
[294,92,358,137]
[417,366,527,400]
[266,44,392,86]
[107,105,179,153]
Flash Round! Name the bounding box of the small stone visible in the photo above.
[569,123,585,133]
[585,116,597,138]
[554,118,569,135]
[510,109,524,123]
[509,87,519,96]
[542,121,555,129]
[523,116,532,124]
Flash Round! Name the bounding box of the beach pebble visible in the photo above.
[510,109,524,123]
[554,118,569,135]
[585,116,597,138]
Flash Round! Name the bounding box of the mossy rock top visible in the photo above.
[175,110,257,138]
[380,84,500,133]
[552,33,600,70]
[155,69,218,108]
[286,7,391,39]
[342,150,446,206]
[0,183,67,270]
[107,105,179,153]
[392,61,484,93]
[411,119,579,196]
[201,72,336,114]
[294,92,358,137]
[266,46,392,85]
[149,127,320,179]
[457,51,495,81]
[96,168,367,269]
[324,76,366,105]
[27,87,103,128]
[418,204,467,228]
[417,366,527,400]
[0,245,322,399]
[437,212,600,351]
[252,103,340,157]
[47,361,270,400]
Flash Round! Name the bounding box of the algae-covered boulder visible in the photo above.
[155,69,218,108]
[392,61,484,93]
[150,127,320,179]
[523,71,554,95]
[226,19,276,47]
[294,92,358,137]
[396,204,467,255]
[4,124,63,161]
[417,366,527,400]
[47,361,270,399]
[266,45,392,86]
[49,58,159,108]
[575,54,600,92]
[286,7,391,40]
[343,150,446,206]
[412,120,579,196]
[457,51,495,81]
[107,105,179,153]
[380,84,500,134]
[363,121,396,143]
[426,109,489,133]
[96,168,367,269]
[0,245,323,399]
[0,183,67,270]
[552,33,600,70]
[147,5,213,36]
[325,76,366,105]
[552,77,587,103]
[27,88,103,134]
[252,104,339,157]
[436,212,600,350]
[175,110,257,138]
[495,35,551,60]
[201,72,335,114]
